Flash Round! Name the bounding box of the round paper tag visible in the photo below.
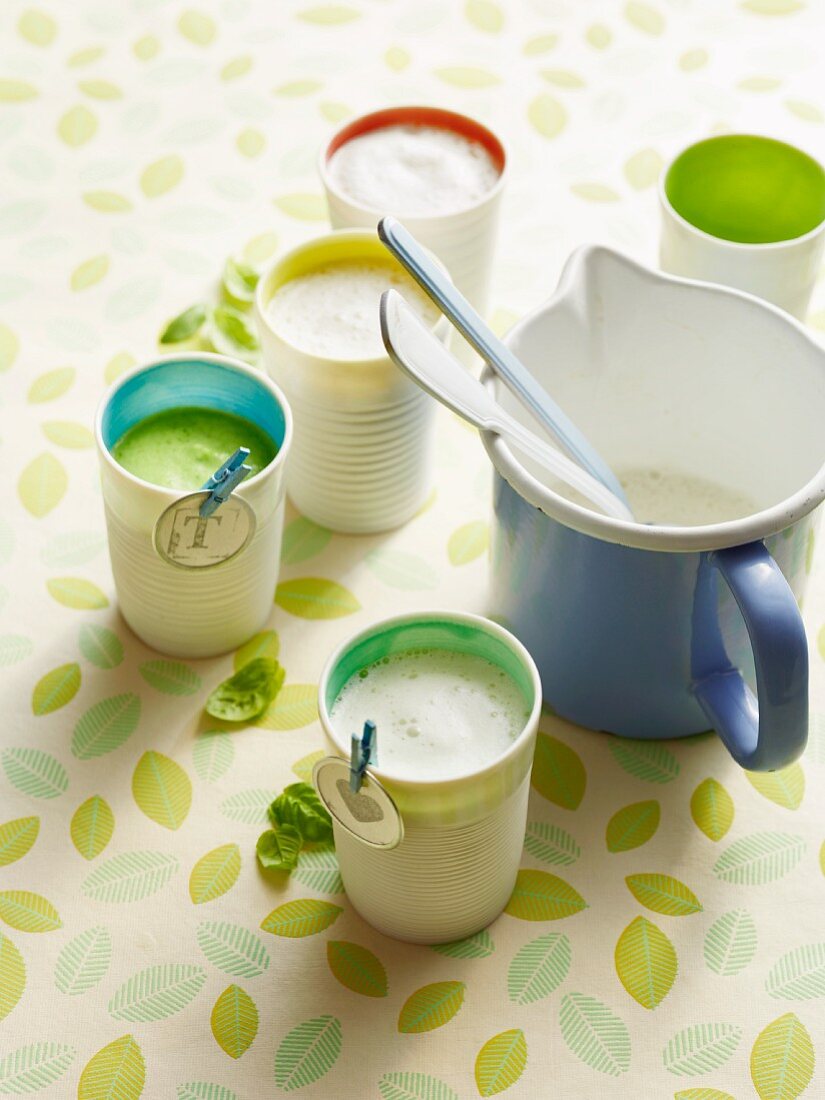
[313,757,404,850]
[153,491,255,570]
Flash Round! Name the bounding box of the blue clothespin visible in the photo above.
[350,720,377,793]
[200,448,252,518]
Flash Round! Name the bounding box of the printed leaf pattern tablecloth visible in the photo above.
[1,1,825,1097]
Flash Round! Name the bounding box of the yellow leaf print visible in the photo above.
[178,10,216,46]
[475,1029,527,1096]
[274,194,328,222]
[571,182,620,202]
[42,421,95,449]
[133,35,159,60]
[132,751,192,831]
[57,105,97,147]
[625,1,665,35]
[750,1013,814,1099]
[690,777,734,841]
[221,55,253,81]
[77,1035,145,1100]
[586,24,612,49]
[18,9,57,47]
[0,80,38,102]
[18,453,67,517]
[0,324,19,372]
[385,46,410,71]
[78,79,122,100]
[623,148,663,189]
[745,763,805,810]
[140,155,184,198]
[679,48,709,71]
[211,985,258,1058]
[398,981,465,1033]
[523,33,558,55]
[190,844,241,904]
[70,254,109,291]
[298,6,361,24]
[82,191,133,213]
[615,915,677,1008]
[434,66,500,88]
[528,94,567,138]
[466,0,504,34]
[46,577,108,610]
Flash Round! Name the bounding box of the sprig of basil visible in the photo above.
[256,824,301,872]
[222,258,259,308]
[205,657,284,722]
[255,782,334,874]
[268,782,333,842]
[159,303,208,344]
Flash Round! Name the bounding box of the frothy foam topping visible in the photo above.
[265,258,439,361]
[328,124,500,217]
[330,648,530,781]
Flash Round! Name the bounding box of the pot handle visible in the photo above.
[691,541,808,771]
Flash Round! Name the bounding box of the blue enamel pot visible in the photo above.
[482,247,825,771]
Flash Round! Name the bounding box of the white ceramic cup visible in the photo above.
[319,105,507,317]
[95,353,292,659]
[315,611,542,945]
[254,229,448,535]
[659,134,825,319]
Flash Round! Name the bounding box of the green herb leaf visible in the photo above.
[205,658,284,722]
[221,258,260,308]
[211,306,259,352]
[268,782,332,842]
[256,826,301,872]
[159,303,208,344]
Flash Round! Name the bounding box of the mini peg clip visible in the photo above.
[200,447,251,518]
[350,720,377,793]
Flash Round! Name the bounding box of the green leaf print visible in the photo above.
[81,851,179,903]
[2,747,68,799]
[32,662,81,715]
[765,943,825,1000]
[662,1023,743,1075]
[274,1014,342,1091]
[378,1073,459,1100]
[608,738,680,783]
[177,1086,239,1100]
[713,833,806,884]
[139,659,201,695]
[280,518,331,565]
[55,926,112,995]
[559,993,631,1076]
[77,1034,145,1099]
[72,693,141,759]
[474,1029,527,1096]
[523,821,580,865]
[432,930,494,959]
[0,1043,76,1092]
[365,548,439,590]
[704,910,757,976]
[327,940,388,997]
[220,789,277,824]
[196,922,270,978]
[530,733,586,809]
[398,982,465,1033]
[109,963,206,1022]
[78,624,124,669]
[507,932,571,1005]
[211,985,258,1059]
[294,846,343,893]
[193,732,234,783]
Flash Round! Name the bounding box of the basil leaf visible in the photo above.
[268,782,332,842]
[211,305,259,351]
[205,657,285,722]
[256,824,301,872]
[221,257,259,308]
[159,303,208,344]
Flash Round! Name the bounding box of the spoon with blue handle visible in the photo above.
[380,290,634,522]
[377,215,631,511]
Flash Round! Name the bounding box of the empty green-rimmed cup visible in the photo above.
[315,611,542,943]
[660,134,825,318]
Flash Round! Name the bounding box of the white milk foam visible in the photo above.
[330,648,530,781]
[619,468,759,525]
[328,124,500,217]
[266,259,439,360]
